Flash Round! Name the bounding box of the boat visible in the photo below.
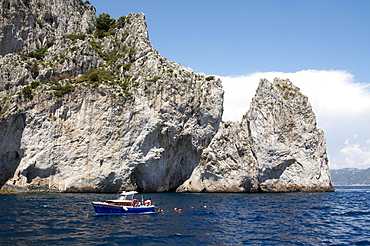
[91,191,157,216]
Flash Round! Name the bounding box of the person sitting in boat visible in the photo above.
[142,198,152,206]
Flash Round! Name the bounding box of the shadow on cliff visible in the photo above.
[259,159,300,183]
[0,114,26,188]
[130,131,203,192]
[21,163,57,184]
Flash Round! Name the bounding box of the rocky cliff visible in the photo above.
[178,78,334,192]
[0,0,223,192]
[0,0,333,192]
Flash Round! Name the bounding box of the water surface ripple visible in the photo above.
[0,186,369,245]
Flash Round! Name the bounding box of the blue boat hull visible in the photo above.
[92,203,156,216]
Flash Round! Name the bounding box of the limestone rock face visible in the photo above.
[178,78,334,192]
[0,0,223,192]
[176,121,259,192]
[0,0,95,55]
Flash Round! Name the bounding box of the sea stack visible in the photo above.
[177,78,334,192]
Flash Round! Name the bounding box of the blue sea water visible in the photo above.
[0,186,369,245]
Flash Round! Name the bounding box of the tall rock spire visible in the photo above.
[178,78,334,192]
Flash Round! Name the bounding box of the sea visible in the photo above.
[0,186,369,245]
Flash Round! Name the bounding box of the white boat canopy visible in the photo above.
[118,191,138,200]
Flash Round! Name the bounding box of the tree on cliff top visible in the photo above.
[95,13,116,37]
[96,13,116,32]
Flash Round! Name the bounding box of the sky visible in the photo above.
[89,0,370,170]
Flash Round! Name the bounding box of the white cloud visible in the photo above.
[217,70,370,169]
[219,70,370,124]
[340,139,370,169]
[218,74,260,121]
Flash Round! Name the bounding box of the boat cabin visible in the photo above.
[106,191,138,206]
